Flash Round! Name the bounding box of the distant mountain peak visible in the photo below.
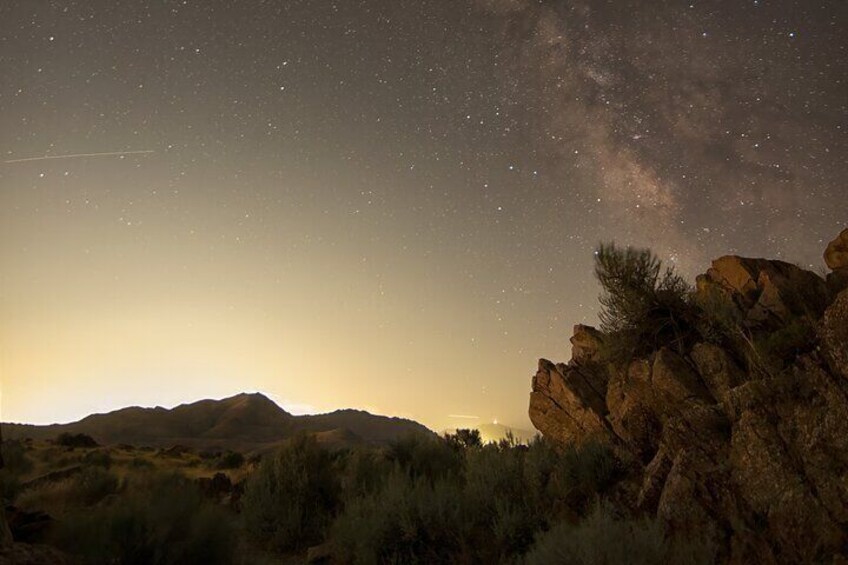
[4,392,433,452]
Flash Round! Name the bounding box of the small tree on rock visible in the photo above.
[594,243,693,361]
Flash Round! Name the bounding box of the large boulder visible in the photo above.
[696,255,829,323]
[570,324,604,364]
[824,228,848,270]
[529,359,611,446]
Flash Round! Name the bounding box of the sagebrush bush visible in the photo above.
[0,440,33,503]
[445,428,483,449]
[386,433,462,482]
[242,434,341,551]
[82,449,113,469]
[55,432,99,448]
[129,456,155,469]
[753,317,817,373]
[524,502,715,565]
[1,440,34,475]
[76,466,119,505]
[17,467,119,515]
[339,447,393,502]
[331,470,466,565]
[52,472,236,565]
[330,437,625,564]
[215,450,245,470]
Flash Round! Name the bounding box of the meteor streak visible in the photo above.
[4,150,155,164]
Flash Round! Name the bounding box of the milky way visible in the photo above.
[1,1,845,429]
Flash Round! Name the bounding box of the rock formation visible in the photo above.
[825,228,848,296]
[529,230,848,564]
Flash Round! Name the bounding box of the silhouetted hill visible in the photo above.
[3,393,432,452]
[294,409,431,444]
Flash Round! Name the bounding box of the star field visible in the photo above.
[1,1,845,430]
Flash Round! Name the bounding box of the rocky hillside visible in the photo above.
[4,393,432,452]
[529,229,848,563]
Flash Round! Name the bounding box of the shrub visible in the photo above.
[242,434,341,551]
[331,470,465,564]
[76,467,119,505]
[0,472,22,504]
[1,440,34,475]
[386,433,462,482]
[339,447,392,502]
[55,433,99,448]
[51,472,236,565]
[18,467,119,514]
[198,449,221,460]
[462,442,539,559]
[753,317,817,373]
[524,502,715,565]
[82,449,112,469]
[214,451,245,470]
[445,429,483,449]
[129,456,155,470]
[0,440,33,503]
[330,437,628,564]
[594,243,693,362]
[559,440,622,511]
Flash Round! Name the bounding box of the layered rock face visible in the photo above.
[529,231,848,564]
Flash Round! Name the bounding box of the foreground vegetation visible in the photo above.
[0,429,715,564]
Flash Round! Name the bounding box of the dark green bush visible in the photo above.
[753,317,817,373]
[331,470,465,564]
[0,440,33,503]
[75,467,119,505]
[55,433,99,448]
[242,434,341,551]
[386,433,462,482]
[0,472,22,504]
[339,447,393,501]
[16,467,119,516]
[330,437,626,564]
[52,472,235,565]
[524,502,715,565]
[129,456,154,470]
[214,451,245,470]
[559,440,622,511]
[445,429,483,449]
[1,440,34,475]
[82,449,112,469]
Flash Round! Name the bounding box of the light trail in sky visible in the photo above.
[4,150,155,164]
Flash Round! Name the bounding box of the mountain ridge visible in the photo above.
[3,392,433,452]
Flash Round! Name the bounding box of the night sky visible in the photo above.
[1,1,845,430]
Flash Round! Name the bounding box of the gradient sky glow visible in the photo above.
[1,1,845,431]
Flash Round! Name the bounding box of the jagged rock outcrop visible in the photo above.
[824,228,848,270]
[696,255,830,324]
[826,229,848,296]
[530,231,848,564]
